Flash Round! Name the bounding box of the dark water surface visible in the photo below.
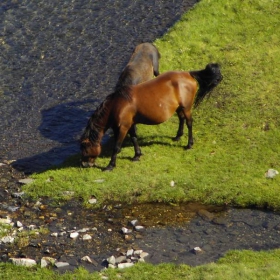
[0,0,198,173]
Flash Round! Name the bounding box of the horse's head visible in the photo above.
[80,138,101,167]
[206,63,223,85]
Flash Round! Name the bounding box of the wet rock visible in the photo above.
[198,209,214,221]
[9,258,37,267]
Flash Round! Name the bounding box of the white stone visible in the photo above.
[115,255,126,264]
[130,219,138,226]
[82,234,92,240]
[55,262,69,268]
[140,252,149,259]
[133,250,143,256]
[70,232,79,239]
[58,231,67,236]
[265,169,279,178]
[0,217,12,224]
[121,227,132,234]
[1,236,15,244]
[193,246,203,254]
[107,255,116,265]
[170,180,175,187]
[81,256,92,263]
[10,258,37,267]
[28,225,37,230]
[117,262,134,269]
[41,257,56,268]
[88,198,97,204]
[108,264,116,269]
[126,249,134,257]
[135,225,145,232]
[78,227,90,233]
[93,179,105,183]
[51,232,58,237]
[18,178,34,184]
[16,221,23,228]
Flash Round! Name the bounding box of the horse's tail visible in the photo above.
[190,63,223,108]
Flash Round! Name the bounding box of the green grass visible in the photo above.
[24,0,280,210]
[3,0,280,278]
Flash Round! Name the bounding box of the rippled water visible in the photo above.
[0,0,198,173]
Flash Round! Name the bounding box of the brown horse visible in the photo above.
[80,63,223,171]
[114,42,161,95]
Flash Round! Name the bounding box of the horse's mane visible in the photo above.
[190,63,223,108]
[80,93,114,143]
[114,66,133,100]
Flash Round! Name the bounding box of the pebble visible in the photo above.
[55,261,70,268]
[51,232,58,237]
[1,236,15,244]
[107,255,116,265]
[193,247,203,254]
[16,221,23,228]
[130,219,139,227]
[170,180,175,187]
[0,216,12,224]
[9,258,37,267]
[121,227,132,234]
[81,256,93,263]
[265,169,279,178]
[70,232,79,239]
[82,234,92,240]
[88,198,97,204]
[135,225,145,232]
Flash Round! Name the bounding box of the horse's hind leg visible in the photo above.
[173,108,185,141]
[129,124,142,161]
[183,109,193,149]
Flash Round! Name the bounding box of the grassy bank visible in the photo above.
[3,0,280,278]
[23,0,280,210]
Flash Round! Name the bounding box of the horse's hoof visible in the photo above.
[185,145,193,150]
[103,166,114,172]
[172,136,181,141]
[132,157,140,162]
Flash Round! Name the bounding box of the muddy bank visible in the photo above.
[0,0,198,173]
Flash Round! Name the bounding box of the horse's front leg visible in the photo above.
[129,124,142,161]
[173,108,185,141]
[104,126,129,171]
